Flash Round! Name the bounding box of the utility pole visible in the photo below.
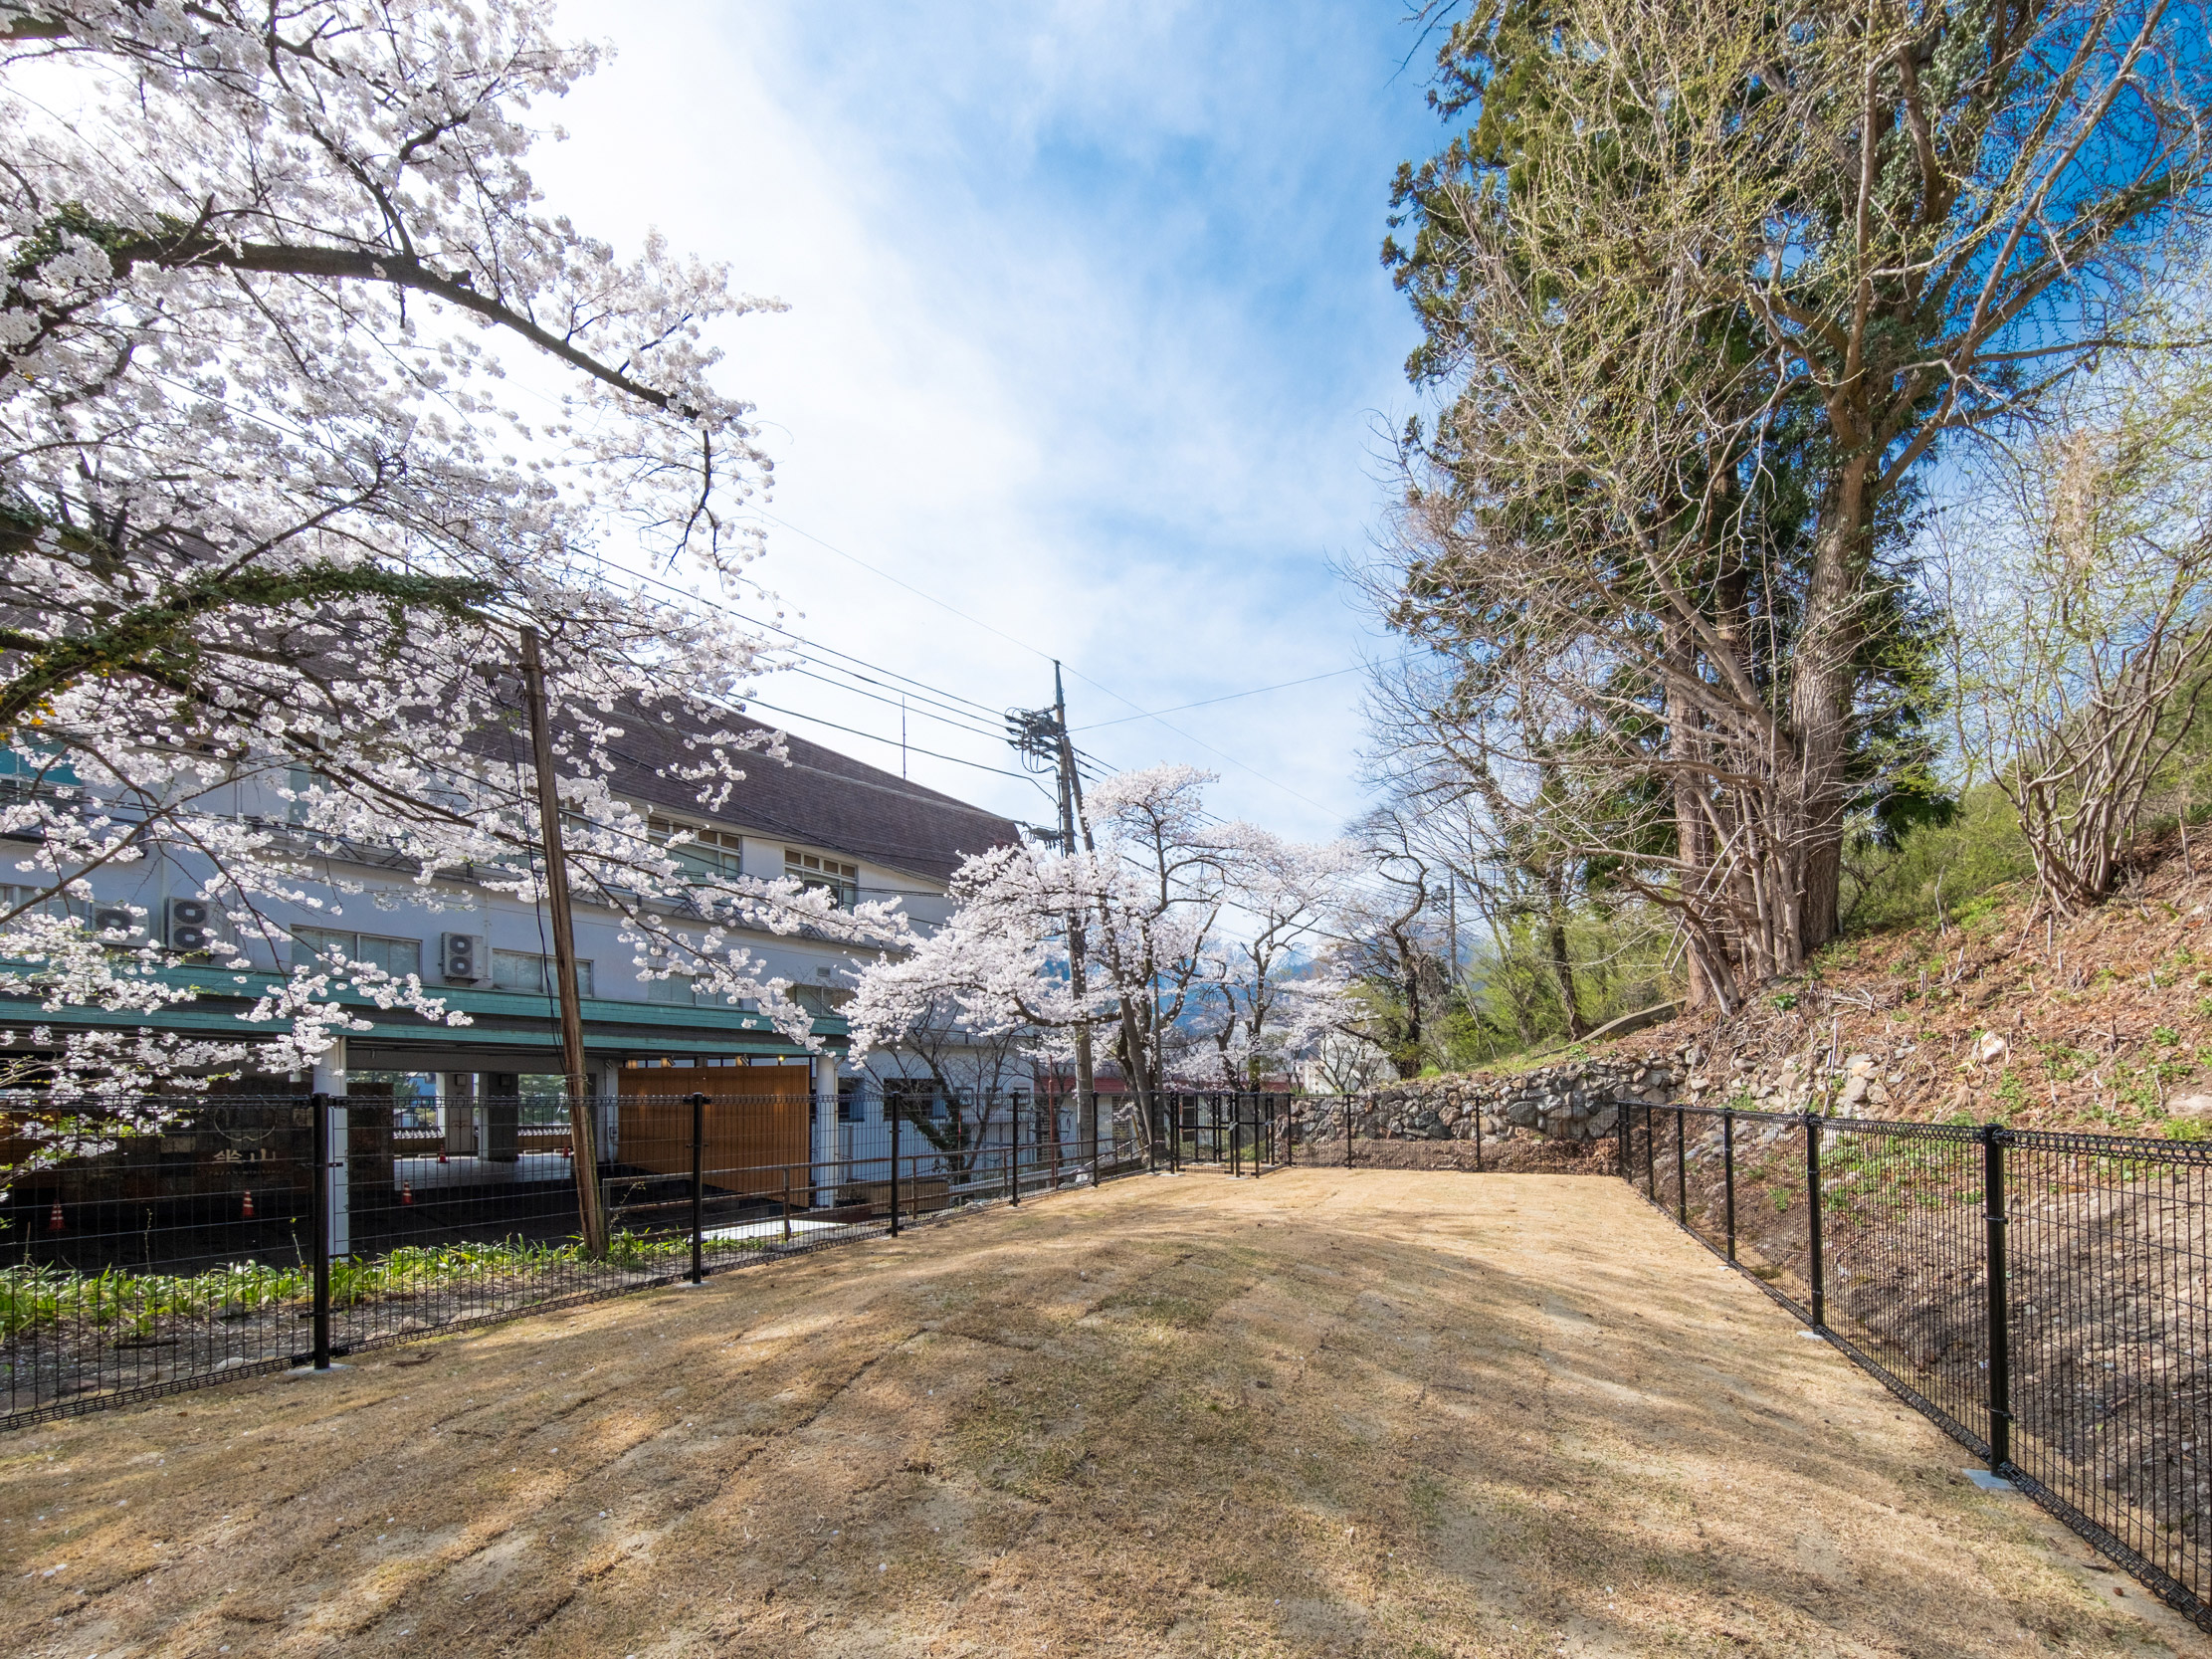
[1008,671,1100,1166]
[1052,664,1099,1166]
[519,625,609,1256]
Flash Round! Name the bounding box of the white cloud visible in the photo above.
[531,0,1438,839]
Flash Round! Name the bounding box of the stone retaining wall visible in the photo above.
[1296,1030,1957,1143]
[1297,1052,1687,1143]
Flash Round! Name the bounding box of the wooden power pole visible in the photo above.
[519,625,608,1256]
[1053,663,1099,1165]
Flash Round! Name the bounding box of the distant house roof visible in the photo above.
[599,711,1023,886]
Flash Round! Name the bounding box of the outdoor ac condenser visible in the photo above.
[166,898,210,952]
[93,906,134,936]
[441,932,484,983]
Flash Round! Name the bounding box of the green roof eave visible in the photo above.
[0,965,849,1054]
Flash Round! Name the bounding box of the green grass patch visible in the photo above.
[0,1229,729,1341]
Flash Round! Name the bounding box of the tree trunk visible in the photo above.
[1114,998,1156,1151]
[1665,615,1717,1009]
[1789,454,1873,955]
[1543,868,1587,1038]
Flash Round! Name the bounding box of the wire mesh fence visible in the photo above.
[0,1088,1325,1430]
[12,1079,2200,1624]
[1139,1092,1299,1175]
[1616,1098,2212,1630]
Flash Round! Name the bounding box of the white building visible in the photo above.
[12,719,1025,1187]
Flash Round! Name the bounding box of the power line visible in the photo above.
[176,295,1363,824]
[451,513,1363,830]
[773,662,1012,743]
[749,510,1049,668]
[705,515,1365,829]
[727,697,1052,790]
[1071,664,1373,729]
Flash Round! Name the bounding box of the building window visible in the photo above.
[785,848,859,909]
[886,1078,944,1122]
[491,948,594,998]
[0,884,81,921]
[837,1077,866,1124]
[293,927,422,978]
[645,973,698,1006]
[791,983,854,1017]
[649,817,744,882]
[285,765,325,826]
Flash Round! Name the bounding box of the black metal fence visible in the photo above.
[0,1088,1318,1430]
[1619,1099,2212,1632]
[24,1082,2193,1625]
[1140,1091,1298,1174]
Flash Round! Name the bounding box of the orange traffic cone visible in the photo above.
[46,1200,62,1233]
[401,1181,414,1206]
[241,1191,255,1220]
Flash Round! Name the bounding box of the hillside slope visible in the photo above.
[1585,838,2212,1137]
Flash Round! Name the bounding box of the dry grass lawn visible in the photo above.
[0,1169,2196,1657]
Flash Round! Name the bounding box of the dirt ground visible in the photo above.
[0,1170,2198,1658]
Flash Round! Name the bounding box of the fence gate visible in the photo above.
[1149,1093,1290,1176]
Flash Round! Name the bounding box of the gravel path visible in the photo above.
[0,1169,2193,1657]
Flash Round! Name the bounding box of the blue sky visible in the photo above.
[536,1,1448,842]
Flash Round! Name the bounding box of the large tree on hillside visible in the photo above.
[1378,0,2212,1005]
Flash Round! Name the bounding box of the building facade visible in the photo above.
[8,720,1026,1184]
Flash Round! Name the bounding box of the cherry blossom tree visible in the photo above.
[851,975,1037,1182]
[1187,828,1360,1086]
[0,2,902,1161]
[851,766,1370,1140]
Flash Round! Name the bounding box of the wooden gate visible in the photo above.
[615,1066,812,1203]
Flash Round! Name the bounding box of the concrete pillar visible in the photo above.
[812,1055,837,1207]
[310,1035,347,1097]
[312,1037,348,1258]
[443,1071,477,1156]
[595,1061,620,1163]
[484,1072,520,1163]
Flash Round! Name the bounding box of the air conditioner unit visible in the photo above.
[166,898,211,953]
[93,906,134,937]
[440,932,484,983]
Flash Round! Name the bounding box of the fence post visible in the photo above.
[1983,1125,2012,1471]
[1722,1108,1736,1264]
[688,1092,705,1285]
[310,1091,331,1371]
[1644,1104,1657,1195]
[890,1098,902,1237]
[782,1165,792,1243]
[1675,1105,1688,1226]
[1805,1112,1825,1330]
[1475,1092,1484,1173]
[1009,1104,1021,1206]
[1347,1096,1356,1169]
[1616,1099,1627,1182]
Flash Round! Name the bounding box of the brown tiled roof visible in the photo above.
[597,710,1023,886]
